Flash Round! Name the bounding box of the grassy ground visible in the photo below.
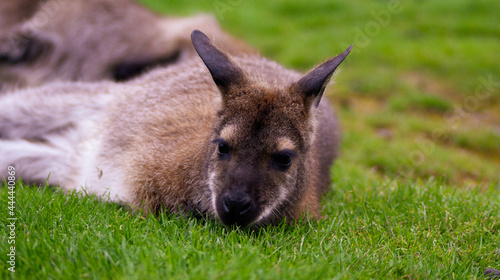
[1,179,499,279]
[1,0,499,279]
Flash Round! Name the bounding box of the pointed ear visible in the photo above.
[191,30,245,93]
[293,45,352,108]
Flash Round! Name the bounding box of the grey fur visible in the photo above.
[0,0,254,92]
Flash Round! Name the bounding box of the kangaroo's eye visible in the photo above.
[272,150,296,171]
[218,142,231,155]
[213,139,231,160]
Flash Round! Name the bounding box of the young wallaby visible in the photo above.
[0,0,254,92]
[0,30,351,227]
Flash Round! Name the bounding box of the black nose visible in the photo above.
[222,192,252,216]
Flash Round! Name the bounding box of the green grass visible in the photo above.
[1,180,499,279]
[2,0,500,279]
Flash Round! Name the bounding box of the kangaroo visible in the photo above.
[0,31,351,227]
[0,0,254,92]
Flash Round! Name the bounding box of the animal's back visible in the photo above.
[0,0,255,92]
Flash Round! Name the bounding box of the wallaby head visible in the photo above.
[192,30,351,227]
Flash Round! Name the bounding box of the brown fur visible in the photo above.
[0,0,45,32]
[0,31,350,228]
[0,0,254,92]
[101,31,350,226]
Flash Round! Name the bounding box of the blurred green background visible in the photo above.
[1,2,498,279]
[138,0,500,187]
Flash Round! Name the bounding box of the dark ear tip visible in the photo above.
[190,29,202,39]
[342,44,353,57]
[191,30,209,45]
[347,44,354,52]
[332,44,353,66]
